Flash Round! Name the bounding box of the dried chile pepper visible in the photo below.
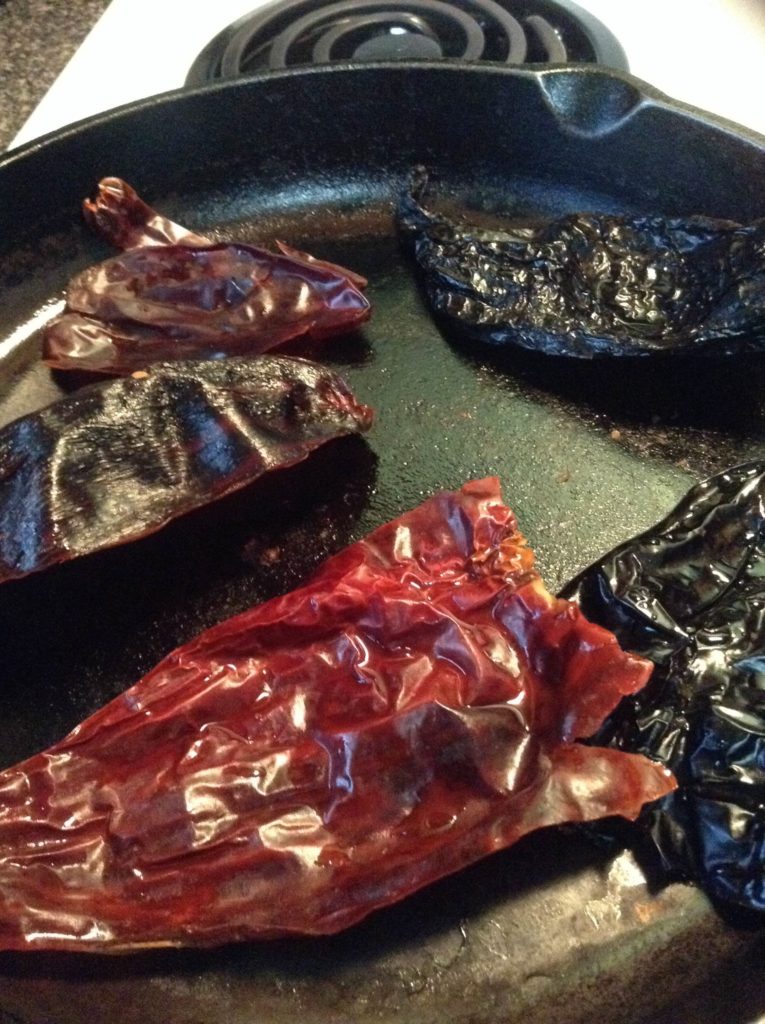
[81,176,211,249]
[562,462,765,913]
[0,356,372,584]
[399,169,765,358]
[0,478,673,952]
[81,178,368,291]
[43,178,371,375]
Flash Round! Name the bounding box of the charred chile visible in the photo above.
[0,356,372,584]
[562,462,765,912]
[399,170,765,358]
[0,478,673,952]
[43,178,371,375]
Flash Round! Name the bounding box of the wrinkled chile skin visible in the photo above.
[0,478,672,952]
[0,355,372,584]
[43,178,371,374]
[399,170,765,358]
[562,462,765,914]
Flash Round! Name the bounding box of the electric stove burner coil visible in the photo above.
[186,0,628,85]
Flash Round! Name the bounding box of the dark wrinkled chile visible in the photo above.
[562,462,765,912]
[0,356,372,584]
[43,178,371,374]
[0,478,673,952]
[399,169,765,358]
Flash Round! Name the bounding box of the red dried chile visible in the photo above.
[42,178,371,375]
[0,479,673,952]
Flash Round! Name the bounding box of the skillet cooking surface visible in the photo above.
[1,64,765,1024]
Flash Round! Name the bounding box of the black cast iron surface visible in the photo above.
[184,0,628,83]
[1,64,765,1024]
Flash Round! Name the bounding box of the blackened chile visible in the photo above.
[562,462,765,913]
[0,356,372,584]
[399,170,765,358]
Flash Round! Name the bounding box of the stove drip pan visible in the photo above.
[186,0,628,84]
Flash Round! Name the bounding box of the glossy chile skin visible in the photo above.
[43,178,371,374]
[399,169,765,357]
[0,355,372,584]
[562,462,765,913]
[0,478,673,952]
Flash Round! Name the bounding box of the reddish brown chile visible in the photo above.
[0,478,673,952]
[43,178,371,374]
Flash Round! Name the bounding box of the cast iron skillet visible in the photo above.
[1,63,765,1024]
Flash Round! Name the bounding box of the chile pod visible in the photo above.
[43,178,371,374]
[0,477,672,952]
[562,462,765,913]
[399,168,765,358]
[0,355,373,584]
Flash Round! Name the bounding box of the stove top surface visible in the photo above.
[9,0,765,148]
[185,0,627,85]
